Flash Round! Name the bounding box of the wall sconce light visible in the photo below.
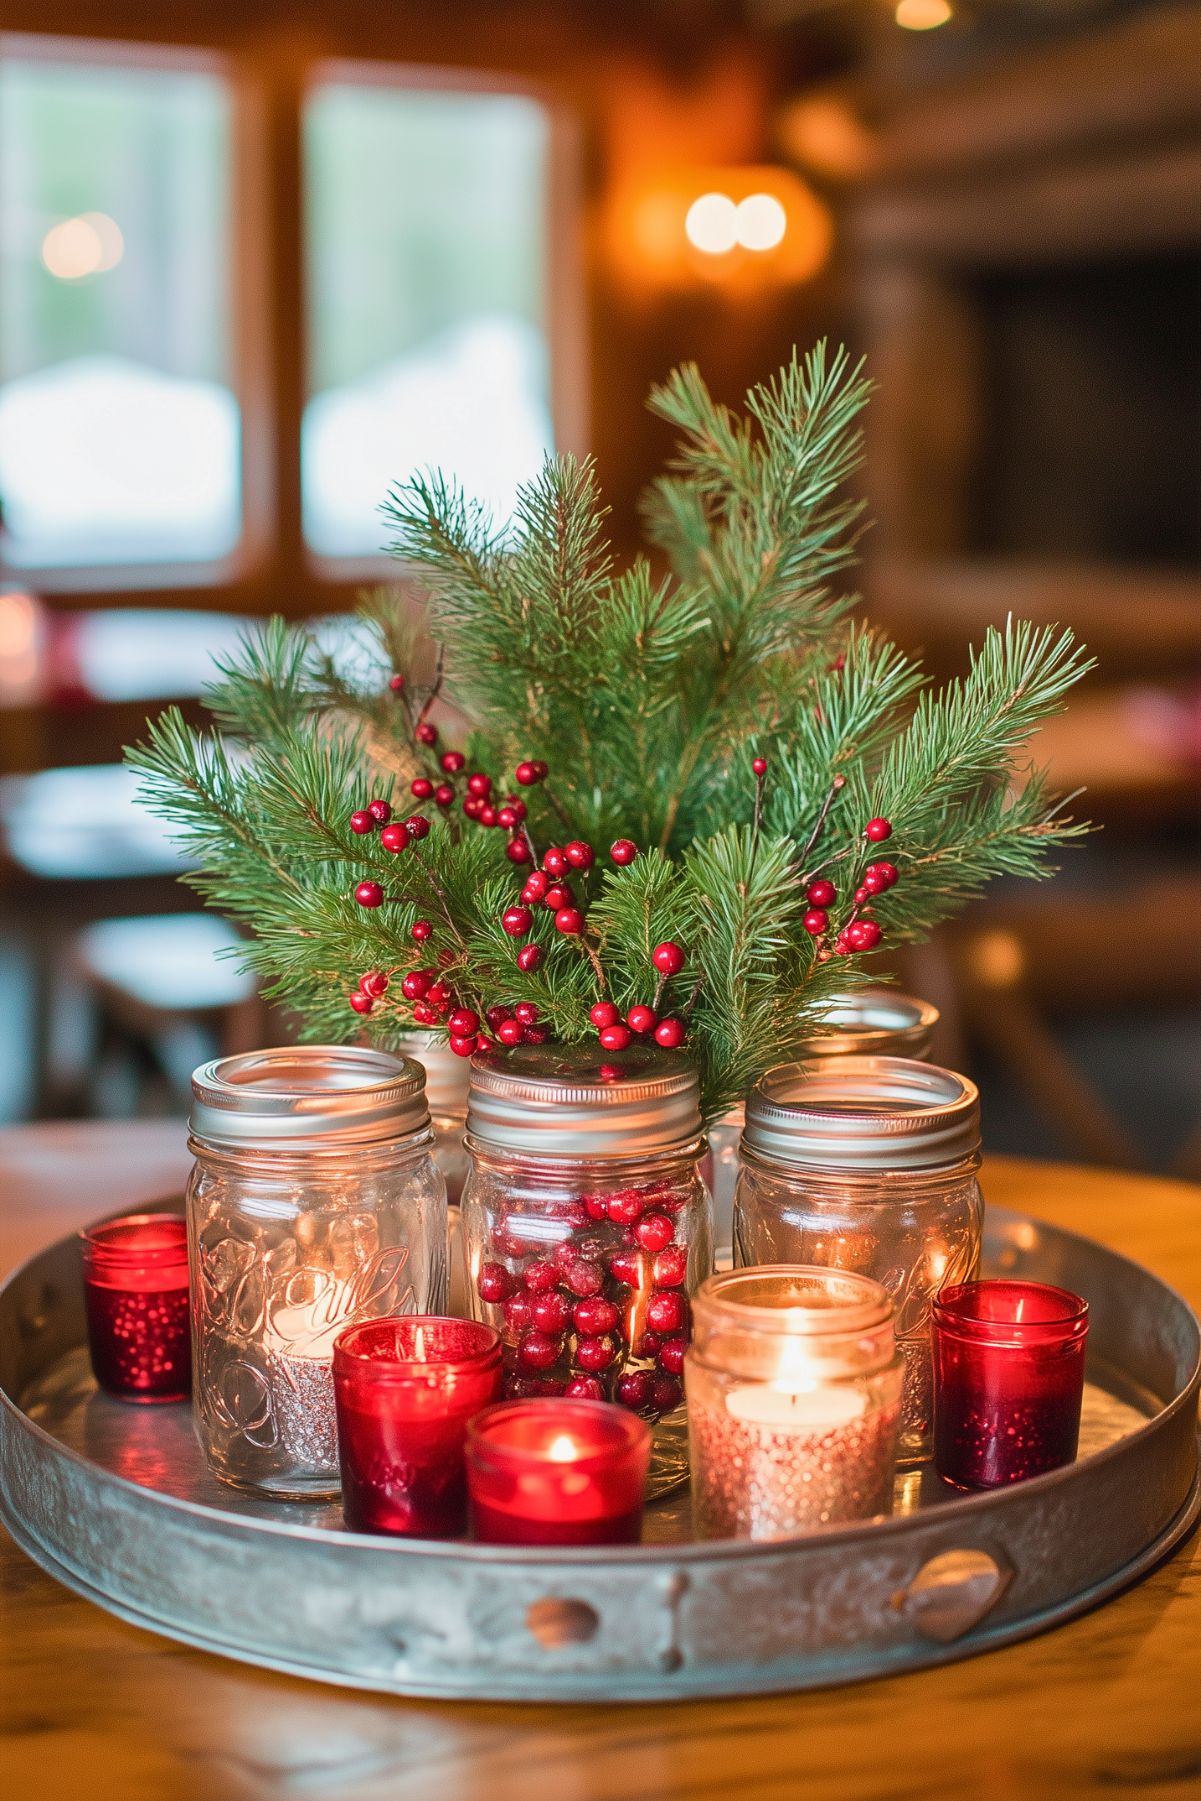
[895,0,953,30]
[620,165,833,292]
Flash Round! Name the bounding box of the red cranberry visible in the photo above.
[466,772,491,798]
[645,1290,686,1335]
[865,816,893,842]
[564,1259,603,1298]
[531,1291,572,1333]
[607,1249,643,1285]
[517,1330,562,1371]
[411,1002,438,1025]
[598,1024,631,1052]
[514,761,540,786]
[411,778,434,800]
[440,750,465,774]
[634,1213,674,1253]
[652,1246,687,1287]
[478,806,498,829]
[865,860,898,891]
[361,970,388,997]
[589,1000,620,1029]
[847,919,882,950]
[367,799,391,824]
[564,1377,606,1401]
[447,1007,480,1036]
[632,1331,662,1359]
[502,905,533,937]
[653,1018,686,1048]
[405,814,430,840]
[555,907,584,935]
[503,1294,534,1333]
[354,881,384,908]
[349,991,373,1014]
[415,721,437,746]
[651,941,685,975]
[543,847,569,877]
[450,1034,477,1057]
[626,1004,657,1035]
[575,1334,616,1373]
[616,1369,654,1410]
[584,1194,608,1221]
[751,755,768,776]
[610,839,638,865]
[401,970,432,1001]
[434,784,455,808]
[564,840,594,870]
[496,1019,524,1047]
[411,919,432,942]
[649,1375,683,1413]
[522,870,550,901]
[803,908,828,935]
[573,1297,619,1336]
[806,878,836,906]
[463,796,483,820]
[522,1260,559,1293]
[657,1337,687,1375]
[607,1190,646,1225]
[477,1262,513,1304]
[486,1004,511,1031]
[514,1001,539,1026]
[350,810,374,835]
[542,882,572,910]
[516,944,543,972]
[505,837,532,864]
[389,673,405,692]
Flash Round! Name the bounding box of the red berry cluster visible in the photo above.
[475,1180,692,1414]
[478,1000,546,1051]
[587,940,688,1052]
[803,816,899,958]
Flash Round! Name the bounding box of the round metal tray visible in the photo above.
[1,1202,1197,1702]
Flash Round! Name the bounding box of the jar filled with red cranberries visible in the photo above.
[461,1044,713,1495]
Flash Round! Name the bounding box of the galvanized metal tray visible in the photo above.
[1,1201,1197,1702]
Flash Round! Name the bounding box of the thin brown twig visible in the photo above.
[797,773,846,869]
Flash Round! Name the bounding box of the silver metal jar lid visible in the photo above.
[743,1055,980,1172]
[798,989,939,1061]
[393,1030,470,1118]
[189,1046,430,1151]
[467,1043,701,1159]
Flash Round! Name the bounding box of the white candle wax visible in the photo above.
[725,1382,866,1432]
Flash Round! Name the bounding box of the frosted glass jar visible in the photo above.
[734,1057,982,1462]
[460,1044,713,1494]
[187,1046,447,1500]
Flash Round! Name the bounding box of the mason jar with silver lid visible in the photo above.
[461,1043,713,1493]
[706,991,941,1253]
[733,1055,982,1462]
[187,1045,447,1500]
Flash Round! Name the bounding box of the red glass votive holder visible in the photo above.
[80,1214,191,1404]
[466,1399,652,1546]
[933,1279,1089,1489]
[333,1316,502,1537]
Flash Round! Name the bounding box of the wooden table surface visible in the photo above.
[1,1122,1199,1801]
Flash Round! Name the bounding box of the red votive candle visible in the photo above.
[333,1316,502,1537]
[933,1279,1089,1489]
[80,1213,191,1404]
[466,1399,652,1545]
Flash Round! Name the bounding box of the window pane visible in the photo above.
[0,54,238,568]
[304,82,553,557]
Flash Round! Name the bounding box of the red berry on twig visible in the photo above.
[752,756,767,776]
[502,906,533,937]
[555,907,584,935]
[354,881,384,908]
[803,909,828,935]
[401,969,432,1000]
[496,1018,524,1046]
[599,1023,631,1051]
[361,970,389,997]
[653,1017,686,1048]
[610,839,637,866]
[450,1034,478,1057]
[411,919,432,942]
[434,784,454,808]
[543,846,568,878]
[651,941,685,975]
[865,816,892,842]
[389,673,405,692]
[411,778,433,800]
[379,822,410,853]
[405,814,430,840]
[806,878,836,907]
[626,1004,657,1035]
[516,943,543,972]
[590,1001,620,1029]
[440,751,465,774]
[349,991,373,1014]
[415,722,437,746]
[350,810,374,835]
[565,841,594,870]
[367,799,391,824]
[506,837,532,864]
[522,871,550,902]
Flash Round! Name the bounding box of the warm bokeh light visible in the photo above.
[779,95,875,180]
[736,193,787,251]
[685,192,740,255]
[895,0,953,29]
[0,589,46,704]
[40,211,124,281]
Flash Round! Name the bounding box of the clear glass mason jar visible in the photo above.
[187,1046,447,1500]
[734,1057,982,1463]
[686,1265,904,1540]
[705,991,940,1254]
[395,1031,470,1207]
[460,1044,713,1495]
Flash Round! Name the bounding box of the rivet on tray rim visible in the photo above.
[892,1547,1013,1643]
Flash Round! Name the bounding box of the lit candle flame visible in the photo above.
[547,1433,580,1462]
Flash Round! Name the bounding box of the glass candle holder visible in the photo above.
[466,1399,652,1545]
[685,1265,903,1541]
[187,1046,448,1500]
[333,1316,502,1537]
[734,1056,982,1462]
[933,1280,1089,1489]
[80,1214,191,1403]
[461,1044,712,1496]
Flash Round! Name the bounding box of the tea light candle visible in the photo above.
[933,1279,1089,1488]
[80,1213,191,1404]
[333,1316,502,1537]
[466,1400,652,1545]
[686,1266,903,1541]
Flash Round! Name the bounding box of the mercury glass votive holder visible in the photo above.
[933,1279,1089,1488]
[80,1214,191,1403]
[333,1316,502,1537]
[685,1265,904,1541]
[466,1399,652,1545]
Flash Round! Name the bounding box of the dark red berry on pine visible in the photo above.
[532,760,548,779]
[576,1335,616,1373]
[361,970,389,997]
[410,920,432,944]
[447,1007,480,1036]
[751,756,768,776]
[650,1374,683,1413]
[389,673,405,692]
[411,777,434,800]
[349,991,373,1015]
[350,810,374,835]
[854,885,870,906]
[415,721,437,746]
[517,1330,562,1371]
[627,1004,657,1035]
[516,944,543,972]
[401,969,432,1000]
[543,883,573,910]
[599,1022,631,1050]
[589,1000,620,1029]
[514,1001,539,1026]
[574,1296,619,1336]
[865,816,893,842]
[449,1034,477,1057]
[434,784,454,808]
[657,1337,687,1376]
[522,870,550,902]
[531,1290,571,1334]
[496,805,516,830]
[609,839,637,866]
[467,772,491,799]
[521,1026,549,1047]
[607,1248,642,1285]
[502,905,534,937]
[367,799,391,824]
[866,860,898,890]
[478,805,498,828]
[440,751,465,774]
[653,1245,687,1287]
[411,1001,438,1024]
[646,1290,686,1335]
[477,1262,513,1304]
[565,840,594,870]
[653,1017,686,1049]
[380,822,410,854]
[514,761,540,786]
[616,1370,654,1410]
[496,1018,524,1047]
[564,1376,606,1401]
[462,795,482,820]
[354,881,384,908]
[634,1213,674,1253]
[543,846,569,878]
[507,797,528,823]
[847,918,883,951]
[405,814,430,840]
[555,907,584,935]
[806,878,836,907]
[651,941,685,975]
[803,909,828,935]
[486,1005,511,1031]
